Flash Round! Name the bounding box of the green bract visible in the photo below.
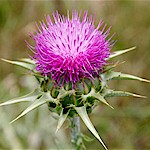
[1,47,149,150]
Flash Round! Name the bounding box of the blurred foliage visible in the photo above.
[0,1,150,149]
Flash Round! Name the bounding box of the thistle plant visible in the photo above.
[1,10,150,150]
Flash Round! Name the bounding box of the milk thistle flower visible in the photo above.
[1,10,150,150]
[28,10,113,86]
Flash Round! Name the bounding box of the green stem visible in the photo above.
[70,116,83,150]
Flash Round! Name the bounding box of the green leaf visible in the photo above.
[0,89,41,106]
[108,47,136,59]
[82,134,93,142]
[100,71,120,81]
[94,93,114,109]
[31,72,45,79]
[56,108,70,133]
[75,106,108,150]
[114,73,150,83]
[82,88,113,109]
[10,92,54,124]
[1,58,35,70]
[19,58,36,65]
[103,89,146,98]
[57,87,75,99]
[9,96,45,124]
[101,71,150,83]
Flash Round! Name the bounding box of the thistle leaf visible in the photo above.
[75,106,108,150]
[0,89,41,106]
[31,73,45,79]
[82,88,113,109]
[56,108,70,133]
[57,88,75,99]
[101,71,150,83]
[104,89,146,98]
[9,92,53,124]
[108,46,136,59]
[82,134,93,142]
[100,71,121,81]
[19,58,36,65]
[114,73,150,83]
[9,95,46,124]
[93,91,114,109]
[1,58,35,70]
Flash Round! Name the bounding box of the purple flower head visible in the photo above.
[28,10,114,85]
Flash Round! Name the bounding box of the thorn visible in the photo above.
[55,128,59,133]
[107,103,114,109]
[141,78,150,83]
[133,94,146,98]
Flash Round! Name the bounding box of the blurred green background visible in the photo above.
[0,1,150,149]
